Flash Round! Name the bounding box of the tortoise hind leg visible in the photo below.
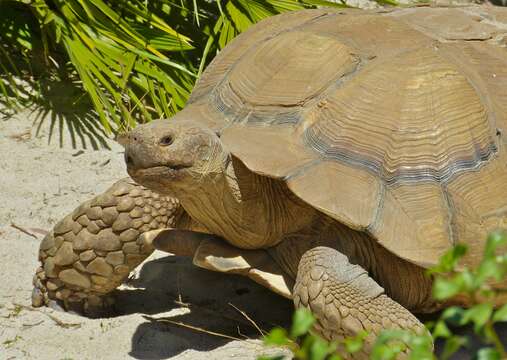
[294,246,428,357]
[32,178,184,315]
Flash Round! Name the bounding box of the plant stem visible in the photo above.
[485,321,507,358]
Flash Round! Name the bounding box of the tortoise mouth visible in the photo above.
[127,164,192,196]
[127,164,192,185]
[130,164,191,175]
[167,164,192,171]
[124,150,192,175]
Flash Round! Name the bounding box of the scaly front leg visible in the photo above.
[32,178,186,315]
[294,246,428,358]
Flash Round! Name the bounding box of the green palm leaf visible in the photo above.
[2,0,348,142]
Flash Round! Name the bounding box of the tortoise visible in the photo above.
[32,6,507,354]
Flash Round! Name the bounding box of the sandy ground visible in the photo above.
[0,111,292,360]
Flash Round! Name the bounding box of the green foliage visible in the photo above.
[370,329,433,360]
[1,0,344,146]
[259,231,507,359]
[260,308,366,360]
[291,307,316,338]
[427,230,507,359]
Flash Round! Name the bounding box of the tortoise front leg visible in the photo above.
[294,246,428,357]
[32,178,185,315]
[139,229,207,257]
[141,229,294,298]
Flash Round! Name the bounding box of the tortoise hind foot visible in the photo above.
[32,178,183,317]
[294,246,429,358]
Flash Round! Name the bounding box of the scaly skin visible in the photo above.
[294,247,428,358]
[32,178,185,314]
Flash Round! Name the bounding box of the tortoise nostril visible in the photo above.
[125,152,134,165]
[160,135,174,146]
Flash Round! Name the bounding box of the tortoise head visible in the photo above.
[124,119,228,196]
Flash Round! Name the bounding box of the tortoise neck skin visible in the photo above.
[125,119,316,249]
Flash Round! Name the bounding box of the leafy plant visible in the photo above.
[1,0,344,147]
[259,231,507,359]
[428,231,507,359]
[259,308,368,360]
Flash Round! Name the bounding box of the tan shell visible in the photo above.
[185,7,507,269]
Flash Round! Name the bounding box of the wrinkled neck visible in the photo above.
[179,157,316,249]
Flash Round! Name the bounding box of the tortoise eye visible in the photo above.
[160,135,173,146]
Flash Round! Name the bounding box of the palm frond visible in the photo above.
[3,0,352,143]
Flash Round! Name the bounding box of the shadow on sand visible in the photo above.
[109,255,292,359]
[83,254,507,359]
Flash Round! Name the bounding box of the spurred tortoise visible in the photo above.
[32,6,507,354]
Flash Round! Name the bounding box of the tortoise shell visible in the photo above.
[182,7,507,269]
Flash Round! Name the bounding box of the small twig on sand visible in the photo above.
[9,129,31,142]
[12,303,81,329]
[174,299,190,307]
[22,320,44,329]
[29,228,49,236]
[237,325,249,339]
[143,315,243,341]
[10,223,38,239]
[176,269,183,304]
[229,303,266,337]
[173,299,254,330]
[45,313,81,329]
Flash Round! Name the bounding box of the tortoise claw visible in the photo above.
[32,268,116,317]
